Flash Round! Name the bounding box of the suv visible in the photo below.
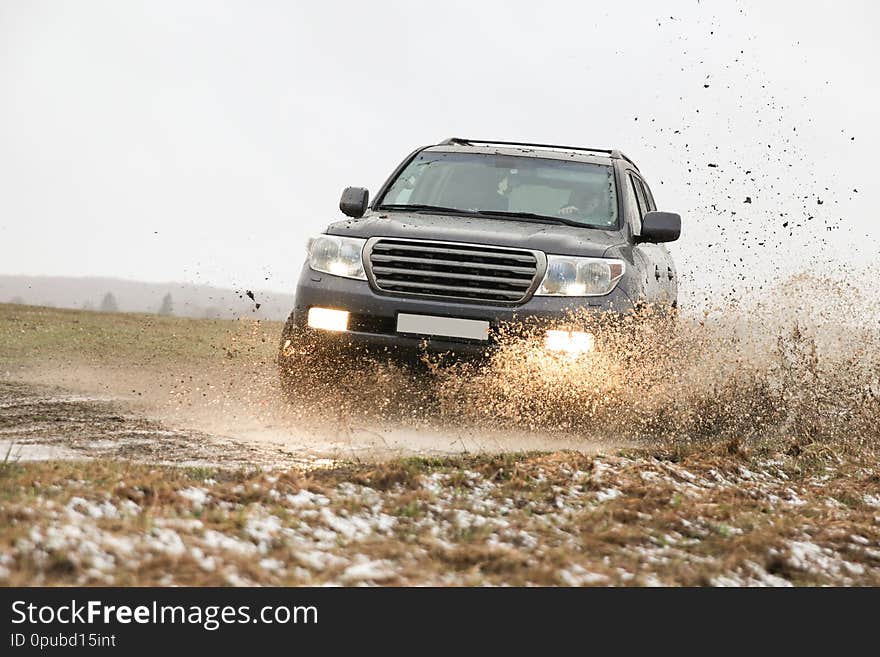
[279,138,680,370]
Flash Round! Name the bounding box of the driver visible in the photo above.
[559,186,607,220]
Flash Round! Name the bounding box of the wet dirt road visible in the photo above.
[1,330,622,469]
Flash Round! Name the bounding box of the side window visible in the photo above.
[640,179,657,212]
[625,173,644,235]
[631,175,649,218]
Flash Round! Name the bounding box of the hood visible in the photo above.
[325,212,626,258]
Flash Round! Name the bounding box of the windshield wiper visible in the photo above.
[378,204,589,228]
[469,210,582,227]
[377,203,481,216]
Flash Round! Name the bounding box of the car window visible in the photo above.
[630,174,648,219]
[379,151,619,229]
[623,173,642,235]
[640,179,657,212]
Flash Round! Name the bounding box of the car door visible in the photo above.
[634,176,677,307]
[624,171,664,306]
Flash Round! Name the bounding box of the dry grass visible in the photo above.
[0,302,279,371]
[1,446,878,586]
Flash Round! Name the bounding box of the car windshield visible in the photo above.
[378,151,618,228]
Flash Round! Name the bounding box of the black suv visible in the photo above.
[280,138,680,366]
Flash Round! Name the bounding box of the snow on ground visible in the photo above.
[2,452,879,586]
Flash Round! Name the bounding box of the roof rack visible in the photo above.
[439,137,639,171]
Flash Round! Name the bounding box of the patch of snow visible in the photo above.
[147,528,186,558]
[779,540,866,582]
[259,558,285,572]
[285,489,329,508]
[557,565,609,586]
[178,487,210,510]
[319,507,371,540]
[190,547,216,572]
[453,508,487,530]
[595,488,622,503]
[202,530,257,556]
[711,561,791,587]
[66,497,118,520]
[223,570,251,587]
[421,472,445,495]
[118,499,142,516]
[340,558,395,583]
[155,517,204,531]
[291,548,345,572]
[245,512,282,552]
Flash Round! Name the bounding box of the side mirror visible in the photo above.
[339,187,369,218]
[640,211,681,243]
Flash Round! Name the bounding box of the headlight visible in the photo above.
[307,235,367,280]
[545,330,595,355]
[307,307,349,332]
[535,255,625,297]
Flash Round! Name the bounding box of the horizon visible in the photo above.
[0,272,294,319]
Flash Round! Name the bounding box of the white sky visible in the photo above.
[1,1,877,303]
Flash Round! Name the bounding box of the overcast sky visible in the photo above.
[1,1,877,304]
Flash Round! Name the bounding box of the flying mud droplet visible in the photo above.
[245,290,261,310]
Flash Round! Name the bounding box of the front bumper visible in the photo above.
[284,264,635,358]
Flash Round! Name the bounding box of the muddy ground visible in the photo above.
[0,305,622,468]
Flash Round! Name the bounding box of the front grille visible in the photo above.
[366,238,540,304]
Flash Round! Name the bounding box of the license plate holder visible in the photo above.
[396,313,489,341]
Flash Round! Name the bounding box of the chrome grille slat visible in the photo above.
[371,266,532,287]
[366,238,541,304]
[377,280,525,299]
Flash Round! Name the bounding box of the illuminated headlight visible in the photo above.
[307,235,367,280]
[307,307,349,332]
[544,330,595,355]
[536,256,625,297]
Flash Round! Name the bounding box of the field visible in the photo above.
[1,303,879,585]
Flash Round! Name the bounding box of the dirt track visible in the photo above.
[0,375,615,469]
[0,305,621,468]
[0,380,282,467]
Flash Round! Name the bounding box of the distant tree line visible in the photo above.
[99,293,118,312]
[6,288,275,319]
[158,293,173,315]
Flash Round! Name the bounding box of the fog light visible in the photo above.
[544,330,595,356]
[307,307,349,332]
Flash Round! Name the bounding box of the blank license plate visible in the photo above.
[396,313,489,341]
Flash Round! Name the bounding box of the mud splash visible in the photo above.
[281,272,880,456]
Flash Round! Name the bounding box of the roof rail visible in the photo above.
[439,137,638,171]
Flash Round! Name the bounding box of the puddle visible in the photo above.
[0,440,83,462]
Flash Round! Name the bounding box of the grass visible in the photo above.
[0,448,877,586]
[0,303,280,369]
